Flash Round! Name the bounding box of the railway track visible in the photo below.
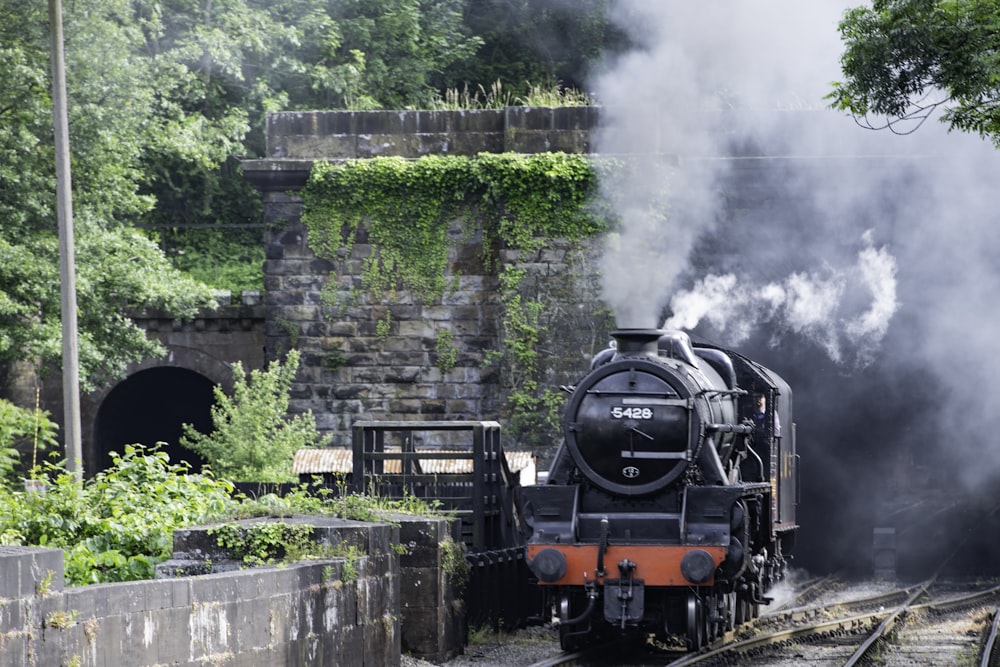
[659,579,1000,666]
[664,498,1000,667]
[523,638,639,667]
[511,576,1000,667]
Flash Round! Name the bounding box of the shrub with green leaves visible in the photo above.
[0,444,236,584]
[181,350,330,482]
[0,446,450,585]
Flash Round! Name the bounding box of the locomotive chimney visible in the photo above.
[611,329,664,357]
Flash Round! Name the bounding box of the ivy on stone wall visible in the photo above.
[303,152,606,298]
[301,152,613,442]
[304,155,473,301]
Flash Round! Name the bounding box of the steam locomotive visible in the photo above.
[521,329,797,651]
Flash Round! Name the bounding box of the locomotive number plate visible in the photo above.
[610,406,653,419]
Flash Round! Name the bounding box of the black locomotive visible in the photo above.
[521,328,797,650]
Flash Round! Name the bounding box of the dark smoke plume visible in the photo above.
[589,0,1000,573]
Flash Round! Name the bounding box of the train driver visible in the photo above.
[753,393,781,438]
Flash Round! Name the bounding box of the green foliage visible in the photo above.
[0,444,236,585]
[227,482,446,524]
[327,0,483,110]
[435,328,459,373]
[376,312,393,342]
[430,79,517,110]
[0,0,492,363]
[0,223,217,391]
[0,447,452,586]
[473,152,605,252]
[155,227,265,297]
[831,0,1000,146]
[304,156,477,302]
[429,79,591,110]
[0,1,220,389]
[439,0,627,97]
[439,535,469,591]
[493,294,566,441]
[517,82,593,108]
[46,609,80,629]
[303,152,603,301]
[180,350,330,482]
[0,398,58,483]
[131,0,480,238]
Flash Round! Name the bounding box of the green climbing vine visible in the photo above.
[435,328,459,374]
[303,155,476,302]
[303,153,606,301]
[302,152,616,444]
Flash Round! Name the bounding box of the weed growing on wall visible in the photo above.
[209,521,318,566]
[435,328,459,373]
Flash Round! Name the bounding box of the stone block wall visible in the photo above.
[0,514,463,666]
[395,515,466,662]
[260,106,598,160]
[0,545,393,666]
[262,214,513,445]
[243,108,612,453]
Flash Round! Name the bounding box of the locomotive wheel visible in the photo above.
[685,593,706,651]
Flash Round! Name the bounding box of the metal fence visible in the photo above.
[350,420,540,629]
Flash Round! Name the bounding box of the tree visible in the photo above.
[328,0,482,109]
[0,0,218,391]
[132,0,481,228]
[180,350,329,482]
[127,0,483,297]
[441,0,627,97]
[830,0,1000,146]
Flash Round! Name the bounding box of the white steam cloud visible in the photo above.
[664,231,897,366]
[596,0,897,365]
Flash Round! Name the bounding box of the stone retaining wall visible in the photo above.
[0,514,462,666]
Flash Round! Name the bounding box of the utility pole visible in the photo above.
[49,0,83,477]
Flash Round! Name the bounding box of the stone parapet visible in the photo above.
[0,539,396,666]
[0,514,461,665]
[243,106,600,194]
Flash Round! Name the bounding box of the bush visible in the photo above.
[180,350,330,482]
[0,444,236,584]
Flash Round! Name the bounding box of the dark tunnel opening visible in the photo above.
[93,367,216,476]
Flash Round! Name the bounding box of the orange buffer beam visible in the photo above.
[527,544,727,587]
